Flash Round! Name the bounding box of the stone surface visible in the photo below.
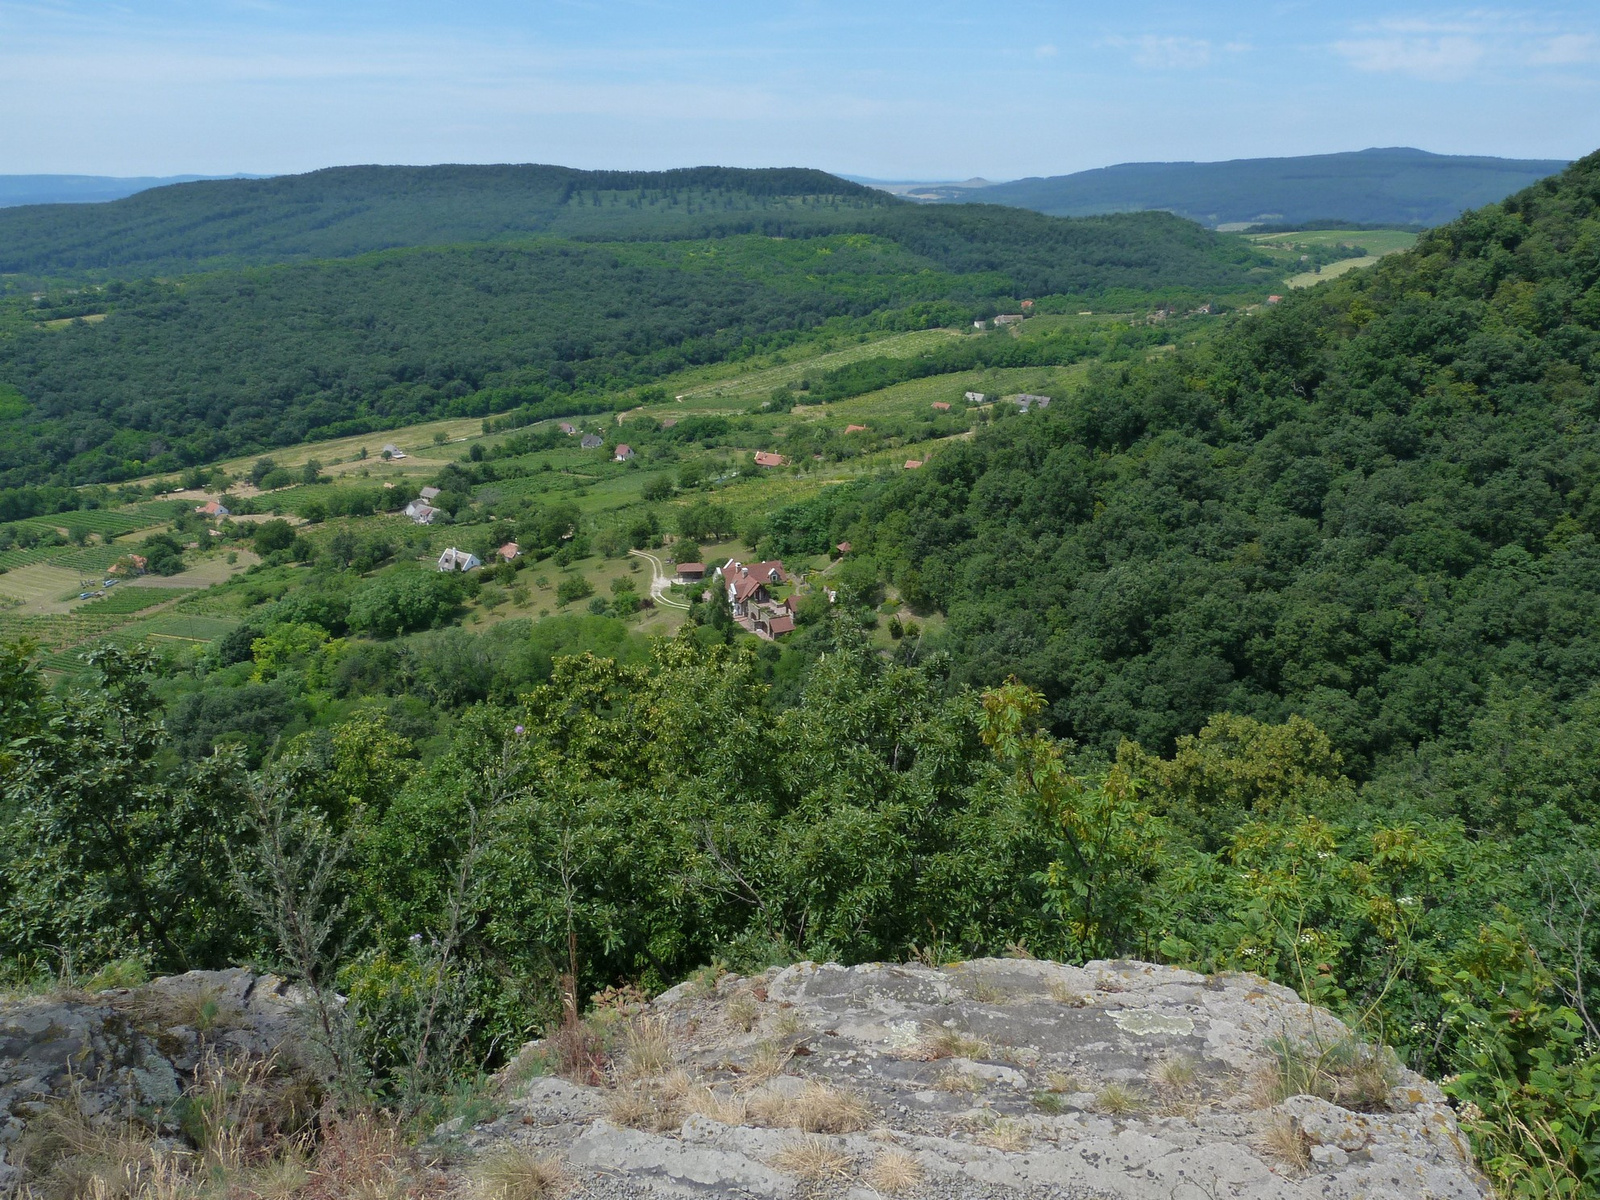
[0,968,304,1191]
[475,957,1491,1200]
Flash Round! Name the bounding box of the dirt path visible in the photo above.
[628,549,691,610]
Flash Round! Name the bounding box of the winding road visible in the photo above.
[628,548,691,609]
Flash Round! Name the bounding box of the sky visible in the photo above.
[2,1,1598,180]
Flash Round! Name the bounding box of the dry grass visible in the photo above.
[771,1138,854,1182]
[975,1118,1031,1152]
[748,1081,872,1133]
[864,1150,923,1195]
[1048,980,1086,1006]
[932,1068,979,1094]
[1152,1053,1199,1094]
[605,1070,694,1133]
[966,978,1006,1004]
[740,1040,791,1085]
[617,1017,674,1081]
[1043,1069,1079,1093]
[1095,1082,1145,1115]
[1253,1036,1394,1112]
[685,1086,748,1125]
[914,1028,990,1061]
[477,1147,569,1200]
[725,993,759,1031]
[772,1008,805,1037]
[1258,1116,1311,1175]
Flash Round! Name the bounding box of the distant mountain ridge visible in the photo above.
[914,148,1570,228]
[0,164,895,276]
[0,174,264,208]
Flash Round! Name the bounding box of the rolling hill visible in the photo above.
[0,174,263,208]
[917,147,1569,228]
[0,164,897,276]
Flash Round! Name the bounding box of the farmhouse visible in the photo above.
[904,459,923,470]
[994,313,1024,326]
[613,444,635,461]
[753,451,786,468]
[558,422,578,435]
[964,391,986,403]
[381,443,406,459]
[1014,394,1051,411]
[845,424,868,434]
[676,562,706,582]
[419,486,441,500]
[836,541,851,555]
[580,434,604,449]
[404,499,441,524]
[194,500,230,517]
[720,559,788,615]
[931,401,950,411]
[497,542,520,561]
[437,547,480,572]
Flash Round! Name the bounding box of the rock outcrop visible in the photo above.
[0,968,303,1193]
[472,958,1491,1200]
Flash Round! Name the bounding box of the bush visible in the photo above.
[347,572,460,638]
[556,576,594,606]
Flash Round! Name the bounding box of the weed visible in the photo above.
[726,993,759,1031]
[772,1008,805,1037]
[685,961,728,999]
[686,1086,748,1125]
[749,1081,872,1133]
[1048,980,1086,1006]
[1044,1069,1079,1093]
[85,959,149,992]
[1258,1116,1311,1175]
[1254,1036,1394,1112]
[1031,1091,1065,1113]
[1095,1082,1144,1115]
[918,1028,990,1061]
[771,1138,854,1181]
[966,977,1006,1004]
[865,1149,923,1195]
[741,1040,791,1084]
[617,1016,673,1081]
[976,1118,1031,1151]
[1153,1053,1199,1094]
[477,1147,570,1200]
[933,1069,980,1094]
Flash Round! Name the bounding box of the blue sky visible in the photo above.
[2,1,1597,178]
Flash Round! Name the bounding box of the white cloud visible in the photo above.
[1105,35,1215,71]
[1334,34,1486,80]
[1035,43,1058,59]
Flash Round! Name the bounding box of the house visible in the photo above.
[419,486,441,500]
[497,542,521,561]
[753,451,786,468]
[194,500,230,517]
[381,443,406,459]
[558,422,578,435]
[973,320,987,329]
[721,559,788,614]
[845,424,868,434]
[1021,299,1035,311]
[932,402,951,411]
[108,554,148,577]
[404,499,441,524]
[836,541,851,555]
[904,460,923,470]
[580,433,604,449]
[757,614,796,638]
[964,391,986,404]
[1267,295,1283,304]
[437,547,480,572]
[995,313,1025,326]
[1015,393,1052,411]
[614,444,635,462]
[676,562,706,582]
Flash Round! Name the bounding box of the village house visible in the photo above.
[613,444,635,461]
[108,553,148,577]
[580,433,604,449]
[994,313,1024,326]
[437,547,480,572]
[904,459,923,470]
[558,422,578,435]
[1021,299,1035,311]
[419,486,441,500]
[676,562,706,582]
[836,541,851,556]
[753,451,786,468]
[964,391,986,403]
[381,443,406,459]
[932,401,951,411]
[845,424,867,434]
[1014,394,1051,412]
[719,559,788,615]
[194,500,230,517]
[404,499,441,524]
[973,319,986,329]
[756,613,796,638]
[497,542,520,561]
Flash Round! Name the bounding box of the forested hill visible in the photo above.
[790,149,1600,773]
[0,208,1273,487]
[0,164,895,275]
[928,148,1570,228]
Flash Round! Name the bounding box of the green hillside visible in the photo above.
[0,164,894,275]
[0,209,1274,487]
[929,147,1569,228]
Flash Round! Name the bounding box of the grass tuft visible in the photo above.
[771,1138,854,1182]
[864,1150,923,1195]
[1258,1116,1311,1175]
[1095,1082,1145,1115]
[477,1147,570,1200]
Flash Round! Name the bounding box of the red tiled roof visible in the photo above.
[767,615,796,635]
[904,459,923,469]
[845,424,867,433]
[931,402,950,410]
[754,451,786,467]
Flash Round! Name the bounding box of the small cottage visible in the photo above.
[580,433,604,449]
[404,499,441,525]
[194,500,230,517]
[419,486,441,500]
[614,444,635,462]
[497,542,521,561]
[676,562,706,582]
[381,444,406,460]
[437,547,481,572]
[753,451,786,468]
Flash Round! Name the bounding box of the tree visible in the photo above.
[253,518,296,556]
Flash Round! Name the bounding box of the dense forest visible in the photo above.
[0,211,1272,488]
